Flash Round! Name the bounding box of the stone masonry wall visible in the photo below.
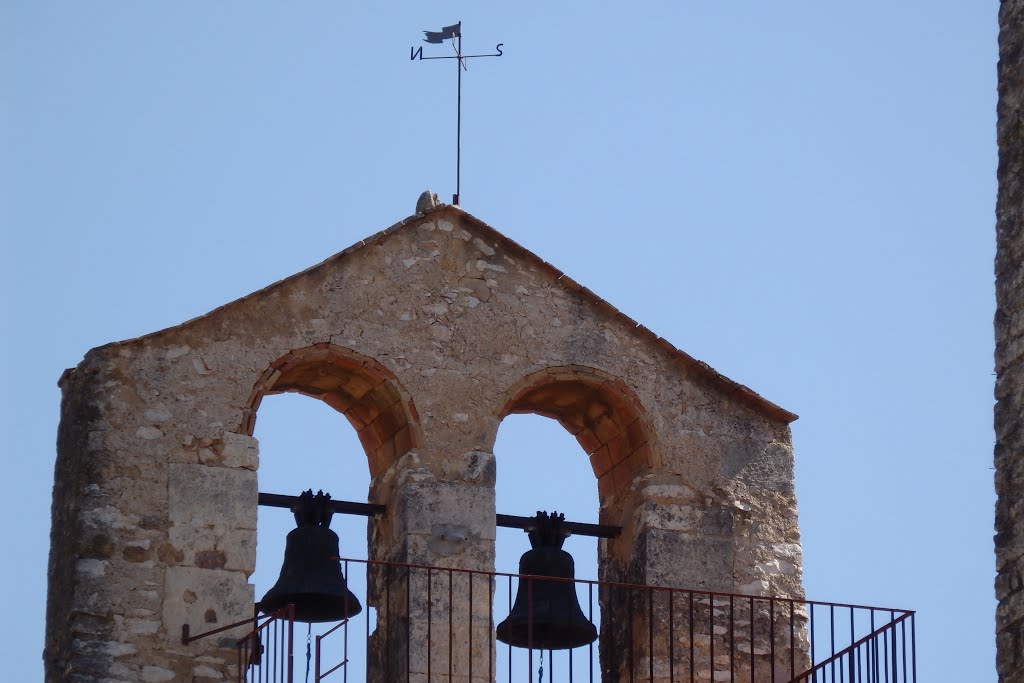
[996,1,1024,680]
[47,205,804,681]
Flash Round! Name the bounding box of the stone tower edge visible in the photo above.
[996,0,1024,679]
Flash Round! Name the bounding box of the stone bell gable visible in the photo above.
[47,203,803,681]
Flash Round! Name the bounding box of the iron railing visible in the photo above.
[183,558,916,682]
[182,604,296,683]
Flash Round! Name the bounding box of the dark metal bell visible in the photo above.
[496,511,598,650]
[257,490,362,623]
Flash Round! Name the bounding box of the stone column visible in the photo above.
[996,1,1024,679]
[367,450,496,683]
[597,470,807,682]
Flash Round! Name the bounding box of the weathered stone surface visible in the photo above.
[640,529,735,593]
[162,566,254,639]
[997,2,1024,680]
[168,464,256,528]
[48,205,803,681]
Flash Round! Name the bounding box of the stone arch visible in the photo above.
[496,365,658,502]
[240,343,423,478]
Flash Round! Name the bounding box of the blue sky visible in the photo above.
[1,2,998,680]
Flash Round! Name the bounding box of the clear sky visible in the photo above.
[1,2,998,680]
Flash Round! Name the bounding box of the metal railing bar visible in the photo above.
[468,571,474,683]
[569,638,574,683]
[319,658,348,679]
[710,594,716,682]
[889,609,897,683]
[910,614,916,683]
[770,598,777,683]
[649,590,655,683]
[830,603,836,683]
[182,612,277,645]
[849,608,855,680]
[506,575,512,683]
[426,567,432,683]
[315,633,321,683]
[529,577,535,683]
[331,556,914,614]
[809,603,816,681]
[385,564,391,682]
[690,592,695,683]
[729,595,735,683]
[489,574,494,683]
[900,616,907,683]
[269,616,275,683]
[405,568,411,683]
[791,612,913,679]
[628,586,634,683]
[286,606,294,683]
[749,596,755,683]
[588,582,594,683]
[343,560,350,683]
[448,570,453,683]
[668,591,675,683]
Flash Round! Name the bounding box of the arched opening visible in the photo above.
[492,366,656,676]
[493,412,601,677]
[494,414,600,577]
[251,393,370,679]
[242,343,423,479]
[242,344,422,681]
[499,366,657,509]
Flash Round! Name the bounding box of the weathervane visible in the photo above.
[411,22,503,206]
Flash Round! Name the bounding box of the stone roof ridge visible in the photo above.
[75,203,797,424]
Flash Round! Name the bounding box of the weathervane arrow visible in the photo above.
[411,21,504,206]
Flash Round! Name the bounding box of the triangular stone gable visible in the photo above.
[90,203,795,426]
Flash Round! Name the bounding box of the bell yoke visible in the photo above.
[259,492,598,649]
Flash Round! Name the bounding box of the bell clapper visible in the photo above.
[304,622,312,683]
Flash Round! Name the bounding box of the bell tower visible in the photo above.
[48,203,809,682]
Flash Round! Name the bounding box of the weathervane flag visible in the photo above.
[423,23,461,44]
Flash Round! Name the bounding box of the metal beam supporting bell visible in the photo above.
[257,489,362,623]
[496,511,598,650]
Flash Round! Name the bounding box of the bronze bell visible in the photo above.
[257,490,362,623]
[496,511,598,650]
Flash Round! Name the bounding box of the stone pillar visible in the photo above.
[597,461,807,682]
[996,1,1024,680]
[367,450,496,683]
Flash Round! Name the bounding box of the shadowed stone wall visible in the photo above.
[46,205,804,681]
[996,1,1024,680]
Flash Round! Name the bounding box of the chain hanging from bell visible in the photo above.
[257,489,362,623]
[496,511,598,650]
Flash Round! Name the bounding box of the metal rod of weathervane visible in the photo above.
[411,21,504,206]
